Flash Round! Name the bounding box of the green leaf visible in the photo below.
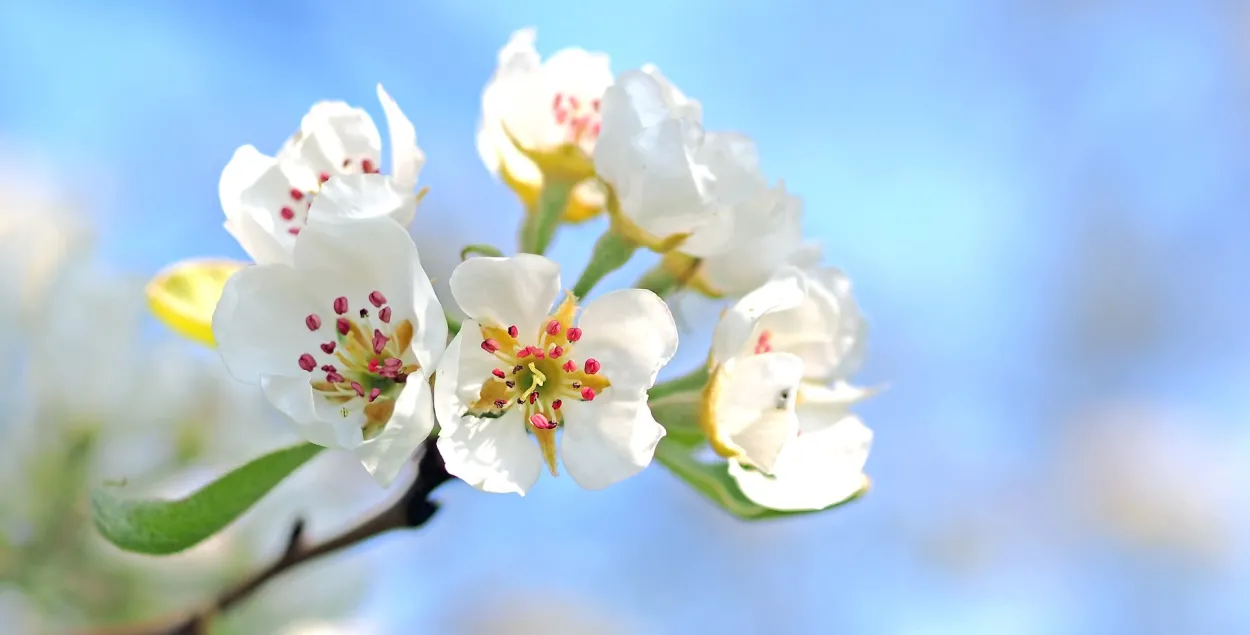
[654,440,866,521]
[92,443,323,555]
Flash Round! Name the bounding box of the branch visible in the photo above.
[75,439,454,635]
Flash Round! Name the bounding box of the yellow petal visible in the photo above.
[146,258,246,348]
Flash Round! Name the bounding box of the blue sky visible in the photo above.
[4,1,1250,633]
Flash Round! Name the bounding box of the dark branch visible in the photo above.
[74,439,453,635]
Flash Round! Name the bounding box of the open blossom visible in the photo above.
[477,28,612,222]
[434,254,677,495]
[705,266,873,510]
[212,205,447,486]
[220,84,425,265]
[593,66,735,254]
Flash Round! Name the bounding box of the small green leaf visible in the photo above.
[648,392,705,448]
[654,440,865,521]
[92,443,323,555]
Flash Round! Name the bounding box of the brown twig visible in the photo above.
[74,439,454,635]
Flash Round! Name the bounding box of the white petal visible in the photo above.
[219,145,295,264]
[728,414,872,511]
[262,375,359,449]
[376,84,426,191]
[560,391,665,490]
[212,264,323,383]
[309,173,416,228]
[573,288,678,394]
[437,408,541,496]
[594,68,717,240]
[711,267,807,363]
[759,266,867,382]
[710,352,804,473]
[434,330,541,495]
[355,371,435,486]
[702,185,809,296]
[449,254,560,333]
[296,101,383,174]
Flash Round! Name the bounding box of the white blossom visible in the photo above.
[220,85,425,264]
[212,202,447,486]
[434,254,677,495]
[477,28,612,221]
[706,266,873,510]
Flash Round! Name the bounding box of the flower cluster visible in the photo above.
[154,29,876,512]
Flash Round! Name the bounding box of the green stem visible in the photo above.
[446,314,462,337]
[520,179,574,255]
[649,365,710,401]
[460,244,504,260]
[572,231,638,299]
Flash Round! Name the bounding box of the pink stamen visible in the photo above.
[280,207,296,221]
[492,368,506,379]
[321,364,336,372]
[507,325,519,338]
[562,360,576,373]
[369,290,387,307]
[351,382,364,397]
[580,387,596,401]
[517,347,532,358]
[550,345,564,359]
[288,228,301,235]
[320,341,336,354]
[326,371,345,383]
[319,172,331,183]
[372,329,388,354]
[336,318,350,335]
[379,307,392,323]
[584,358,601,375]
[368,388,381,402]
[333,297,349,314]
[361,158,377,174]
[531,346,545,359]
[494,399,507,408]
[552,399,562,410]
[530,413,556,430]
[546,320,562,336]
[567,327,583,342]
[482,339,501,353]
[305,314,321,331]
[298,354,316,372]
[289,188,305,201]
[528,392,538,405]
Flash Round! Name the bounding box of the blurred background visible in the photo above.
[3,0,1250,633]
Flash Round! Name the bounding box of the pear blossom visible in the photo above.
[705,266,873,510]
[477,28,612,222]
[593,66,736,254]
[434,254,678,494]
[212,208,447,486]
[220,84,425,264]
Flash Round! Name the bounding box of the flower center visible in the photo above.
[551,92,602,145]
[276,156,382,236]
[754,330,774,355]
[295,289,418,439]
[467,297,611,428]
